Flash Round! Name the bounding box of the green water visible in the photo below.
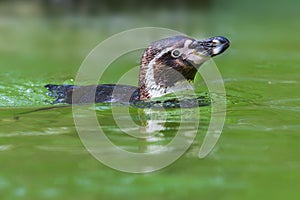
[1,1,300,199]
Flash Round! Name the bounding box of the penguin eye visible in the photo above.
[171,49,181,58]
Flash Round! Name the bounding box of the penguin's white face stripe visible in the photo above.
[145,46,174,98]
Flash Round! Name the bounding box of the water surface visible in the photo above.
[0,1,299,199]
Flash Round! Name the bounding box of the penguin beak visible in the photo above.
[195,36,230,57]
[183,36,230,66]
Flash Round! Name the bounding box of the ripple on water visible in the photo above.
[35,145,85,155]
[0,145,13,151]
[224,76,300,135]
[0,79,52,107]
[0,127,71,138]
[40,188,61,198]
[225,77,300,84]
[0,177,10,189]
[15,187,27,197]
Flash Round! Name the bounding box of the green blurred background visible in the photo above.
[0,0,299,199]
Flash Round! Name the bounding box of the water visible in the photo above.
[0,1,300,199]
